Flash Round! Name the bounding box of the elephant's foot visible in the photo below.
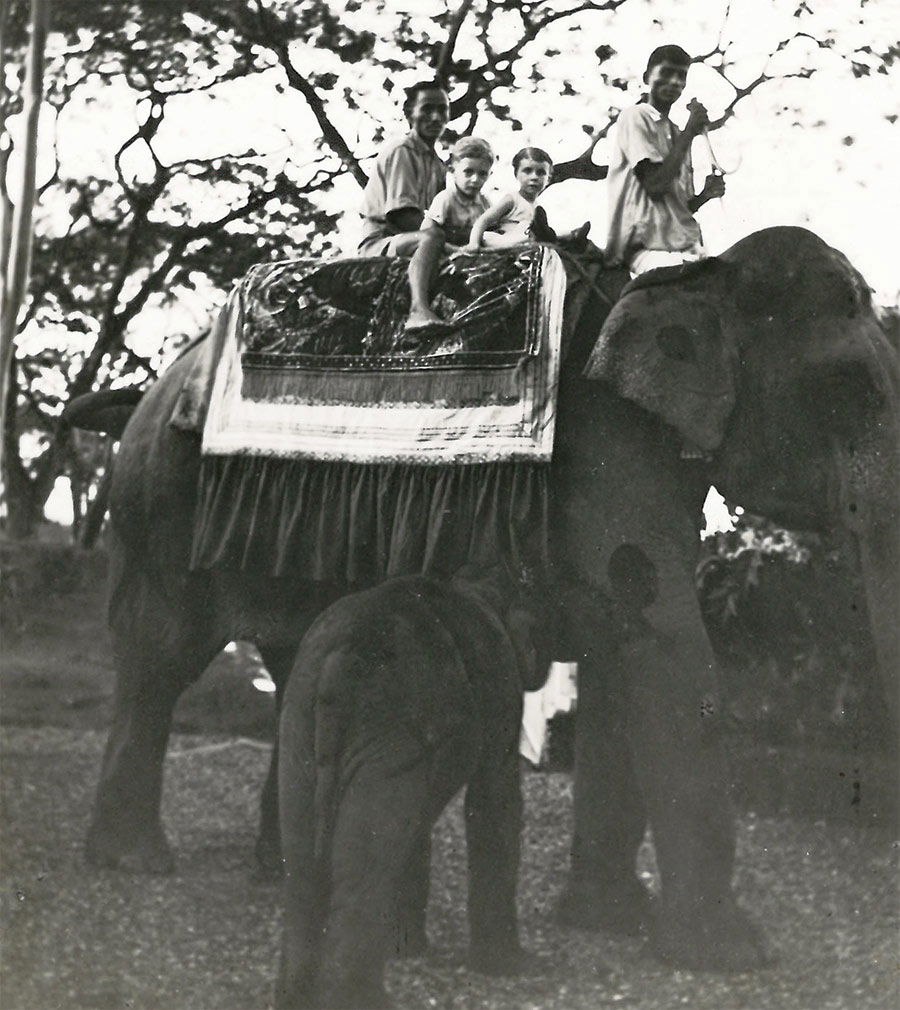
[85,823,175,875]
[652,897,771,972]
[554,875,651,936]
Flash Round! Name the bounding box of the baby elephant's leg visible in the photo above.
[320,737,432,1010]
[392,727,478,958]
[392,828,432,957]
[274,693,321,1010]
[465,733,528,975]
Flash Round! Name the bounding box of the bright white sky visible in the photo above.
[15,0,898,525]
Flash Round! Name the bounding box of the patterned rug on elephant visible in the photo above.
[197,245,567,464]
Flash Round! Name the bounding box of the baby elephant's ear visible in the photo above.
[505,608,550,693]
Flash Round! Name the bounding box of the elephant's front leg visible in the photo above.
[556,650,650,935]
[617,566,768,970]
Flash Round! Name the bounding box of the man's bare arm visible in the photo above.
[687,172,726,212]
[386,207,425,233]
[635,100,709,199]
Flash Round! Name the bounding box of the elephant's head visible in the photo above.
[453,563,555,693]
[586,226,898,534]
[587,226,899,711]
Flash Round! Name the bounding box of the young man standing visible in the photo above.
[357,82,451,257]
[605,45,725,276]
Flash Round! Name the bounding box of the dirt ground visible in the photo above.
[1,538,898,1009]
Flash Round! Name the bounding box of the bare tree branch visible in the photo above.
[245,0,366,186]
[551,119,616,183]
[436,0,475,81]
[113,93,166,210]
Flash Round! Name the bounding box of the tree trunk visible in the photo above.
[79,459,113,549]
[0,0,50,474]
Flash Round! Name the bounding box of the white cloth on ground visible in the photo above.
[519,661,578,766]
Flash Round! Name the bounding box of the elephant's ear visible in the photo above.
[584,260,738,451]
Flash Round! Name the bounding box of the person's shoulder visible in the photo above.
[376,132,417,163]
[425,187,451,213]
[618,102,653,126]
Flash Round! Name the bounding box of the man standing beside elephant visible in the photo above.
[357,81,450,257]
[605,44,725,276]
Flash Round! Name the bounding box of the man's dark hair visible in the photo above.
[643,44,692,83]
[402,80,449,116]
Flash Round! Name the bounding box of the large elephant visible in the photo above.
[68,226,898,971]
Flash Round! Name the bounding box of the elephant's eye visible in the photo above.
[656,325,696,363]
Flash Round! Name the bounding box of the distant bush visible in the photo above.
[697,516,891,753]
[0,536,108,637]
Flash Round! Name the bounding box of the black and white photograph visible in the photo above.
[1,2,897,1008]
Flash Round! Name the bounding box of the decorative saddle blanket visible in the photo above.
[199,246,566,464]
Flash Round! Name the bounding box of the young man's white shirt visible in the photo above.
[605,101,704,274]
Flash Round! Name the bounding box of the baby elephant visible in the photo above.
[274,570,550,1010]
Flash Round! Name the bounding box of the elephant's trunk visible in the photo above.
[831,423,900,733]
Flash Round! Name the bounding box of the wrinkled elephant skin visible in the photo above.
[73,227,897,973]
[274,572,548,1010]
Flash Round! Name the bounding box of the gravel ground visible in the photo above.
[1,727,897,1010]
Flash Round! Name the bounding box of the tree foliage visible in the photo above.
[697,515,890,752]
[0,0,891,536]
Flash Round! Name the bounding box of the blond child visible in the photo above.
[405,136,494,334]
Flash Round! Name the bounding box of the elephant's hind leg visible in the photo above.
[392,829,432,957]
[85,554,225,873]
[320,742,435,1010]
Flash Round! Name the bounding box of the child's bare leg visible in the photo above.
[406,231,445,329]
[481,231,534,249]
[389,230,436,256]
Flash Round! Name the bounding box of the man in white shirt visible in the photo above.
[605,45,725,276]
[358,82,450,257]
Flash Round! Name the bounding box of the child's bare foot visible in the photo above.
[404,308,445,332]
